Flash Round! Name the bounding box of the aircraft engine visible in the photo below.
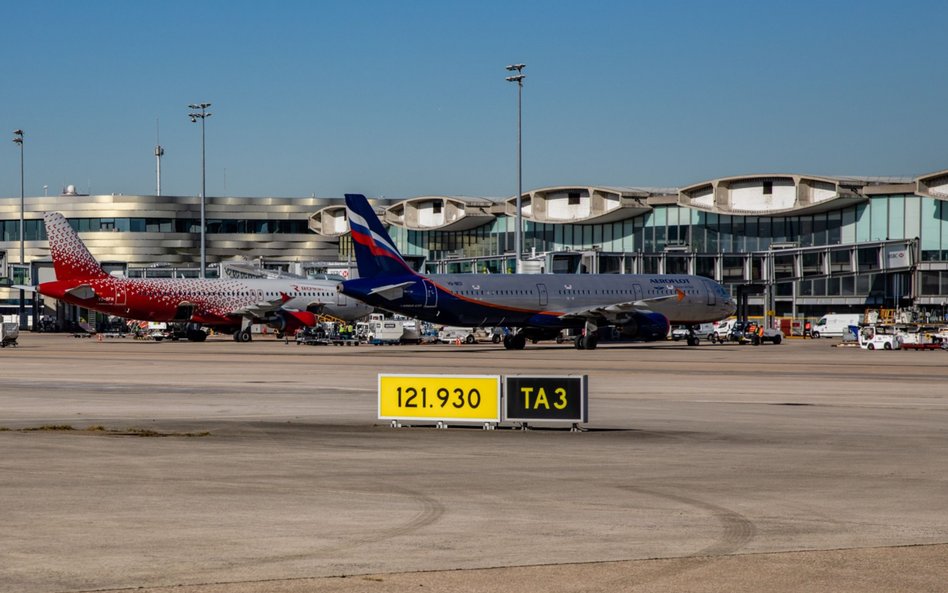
[271,310,318,333]
[617,311,670,341]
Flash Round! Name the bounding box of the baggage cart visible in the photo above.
[1,322,19,348]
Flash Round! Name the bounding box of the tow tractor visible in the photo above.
[856,325,901,350]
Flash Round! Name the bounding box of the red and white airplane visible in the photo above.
[26,212,372,341]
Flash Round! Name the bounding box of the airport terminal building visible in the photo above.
[3,169,948,327]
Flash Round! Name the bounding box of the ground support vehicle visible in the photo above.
[709,319,737,343]
[437,326,502,344]
[900,342,946,351]
[295,327,330,346]
[810,314,862,339]
[1,322,18,348]
[368,319,412,345]
[895,325,946,351]
[671,323,715,345]
[711,321,783,345]
[857,325,902,350]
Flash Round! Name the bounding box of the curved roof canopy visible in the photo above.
[678,174,868,216]
[309,205,351,237]
[916,169,948,200]
[503,186,659,224]
[383,196,495,231]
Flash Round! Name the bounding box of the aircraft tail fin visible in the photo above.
[344,194,415,279]
[44,212,110,281]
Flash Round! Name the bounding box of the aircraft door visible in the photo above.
[423,279,438,308]
[537,283,548,307]
[336,291,348,306]
[632,283,643,301]
[705,279,717,306]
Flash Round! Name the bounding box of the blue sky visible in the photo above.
[2,0,946,200]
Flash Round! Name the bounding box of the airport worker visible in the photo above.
[804,320,811,339]
[747,322,758,345]
[757,323,765,345]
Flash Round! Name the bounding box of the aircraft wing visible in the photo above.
[228,296,286,319]
[557,287,685,323]
[226,293,329,323]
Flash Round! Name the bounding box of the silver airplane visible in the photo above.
[340,194,736,350]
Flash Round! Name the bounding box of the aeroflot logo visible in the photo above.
[650,278,691,284]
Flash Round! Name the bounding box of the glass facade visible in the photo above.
[407,195,947,261]
[400,196,947,263]
[395,192,948,314]
[1,217,311,242]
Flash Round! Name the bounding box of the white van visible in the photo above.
[670,323,715,341]
[711,318,737,340]
[811,314,861,339]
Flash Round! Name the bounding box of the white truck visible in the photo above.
[810,314,861,339]
[367,318,420,345]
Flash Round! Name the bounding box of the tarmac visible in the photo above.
[1,333,946,592]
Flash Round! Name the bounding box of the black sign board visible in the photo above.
[504,375,588,423]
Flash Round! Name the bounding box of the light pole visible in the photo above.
[188,102,211,278]
[505,64,525,272]
[155,118,164,197]
[12,129,26,329]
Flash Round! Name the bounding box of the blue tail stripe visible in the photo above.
[345,194,415,278]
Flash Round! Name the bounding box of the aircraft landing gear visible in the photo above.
[233,327,252,342]
[503,333,526,350]
[575,320,600,350]
[574,335,598,350]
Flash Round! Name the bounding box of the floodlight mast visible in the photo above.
[188,103,212,278]
[505,64,525,272]
[12,129,26,329]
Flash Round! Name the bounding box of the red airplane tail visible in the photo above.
[44,212,110,281]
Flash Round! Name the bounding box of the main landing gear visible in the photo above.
[574,320,600,350]
[574,334,598,350]
[503,333,527,350]
[232,328,253,342]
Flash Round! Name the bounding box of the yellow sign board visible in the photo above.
[378,374,501,422]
